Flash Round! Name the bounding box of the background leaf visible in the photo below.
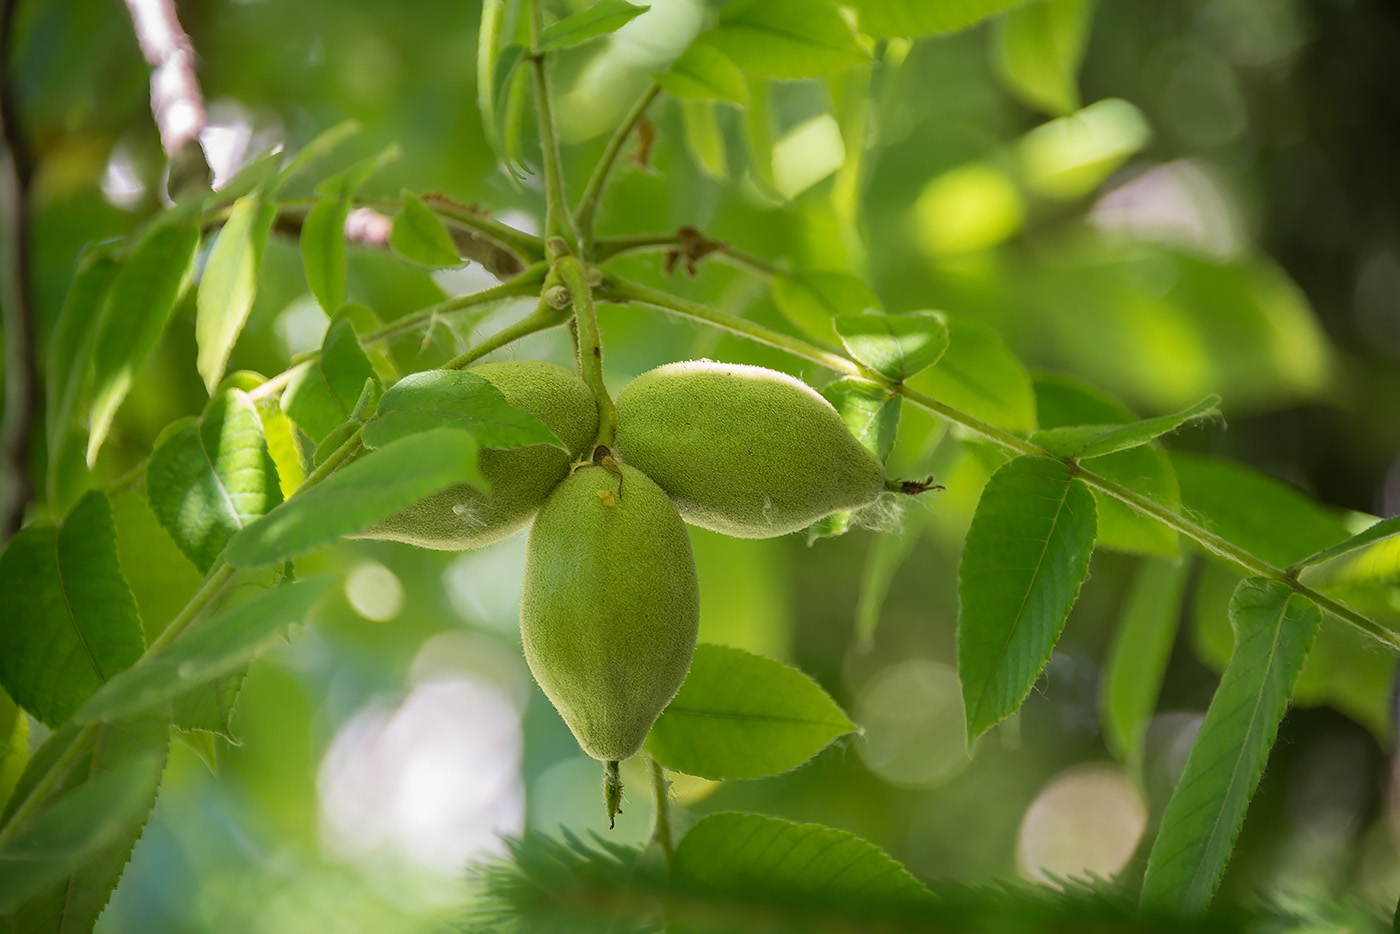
[991,0,1093,116]
[957,456,1097,739]
[0,492,144,727]
[362,369,562,450]
[538,0,648,51]
[227,428,482,566]
[834,312,950,381]
[45,252,117,461]
[675,813,935,916]
[1293,515,1400,571]
[196,195,279,392]
[770,271,879,347]
[77,579,331,724]
[847,0,1028,38]
[656,40,747,104]
[389,190,462,268]
[300,196,349,313]
[281,317,380,443]
[1101,557,1189,770]
[146,390,283,573]
[646,644,855,780]
[1141,578,1321,915]
[906,315,1037,434]
[87,223,200,465]
[707,0,868,79]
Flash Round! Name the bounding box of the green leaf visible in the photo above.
[301,196,350,313]
[847,0,1028,37]
[76,579,330,724]
[1299,531,1400,591]
[196,195,279,393]
[272,118,361,193]
[0,718,167,927]
[808,378,901,542]
[146,389,284,573]
[1292,515,1400,572]
[675,813,934,915]
[1141,578,1320,916]
[87,222,200,465]
[1174,452,1350,567]
[655,40,748,104]
[1034,374,1179,556]
[0,755,162,915]
[957,456,1097,740]
[281,317,380,443]
[743,76,780,199]
[906,315,1037,434]
[834,312,950,381]
[491,43,530,179]
[0,689,27,810]
[1077,394,1220,459]
[170,670,245,740]
[708,0,868,80]
[45,251,118,456]
[991,0,1093,116]
[679,99,729,180]
[363,369,563,451]
[478,0,507,151]
[0,492,144,727]
[646,645,855,780]
[390,190,462,269]
[538,0,648,51]
[227,428,482,566]
[771,271,879,347]
[1101,557,1189,769]
[853,518,922,650]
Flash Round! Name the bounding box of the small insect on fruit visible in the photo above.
[519,461,699,826]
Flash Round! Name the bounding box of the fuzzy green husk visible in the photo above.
[614,361,886,538]
[520,464,699,762]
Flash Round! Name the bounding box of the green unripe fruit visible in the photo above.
[520,462,700,763]
[355,360,598,550]
[614,361,886,538]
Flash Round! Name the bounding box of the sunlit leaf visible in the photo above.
[992,0,1093,116]
[655,40,747,104]
[675,813,935,915]
[0,689,27,810]
[196,195,279,392]
[301,196,350,313]
[45,251,118,459]
[76,579,331,724]
[646,645,855,780]
[771,271,879,347]
[707,0,868,80]
[847,0,1028,37]
[0,492,144,727]
[227,428,482,566]
[913,162,1024,256]
[679,99,728,180]
[1018,98,1151,199]
[87,222,200,465]
[1141,578,1320,915]
[958,456,1097,739]
[1101,557,1189,769]
[906,315,1037,433]
[538,0,648,51]
[1051,394,1221,460]
[363,369,563,450]
[834,312,949,381]
[1293,515,1400,572]
[146,389,283,573]
[281,317,380,443]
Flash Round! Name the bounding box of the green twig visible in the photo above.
[601,272,1400,653]
[576,84,661,250]
[527,0,575,247]
[360,262,549,345]
[594,231,784,277]
[145,562,237,654]
[442,293,572,371]
[556,256,615,446]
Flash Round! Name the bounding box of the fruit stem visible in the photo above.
[648,756,674,869]
[556,256,616,447]
[604,760,623,830]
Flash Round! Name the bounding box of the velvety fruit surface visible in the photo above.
[520,463,699,762]
[614,360,886,538]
